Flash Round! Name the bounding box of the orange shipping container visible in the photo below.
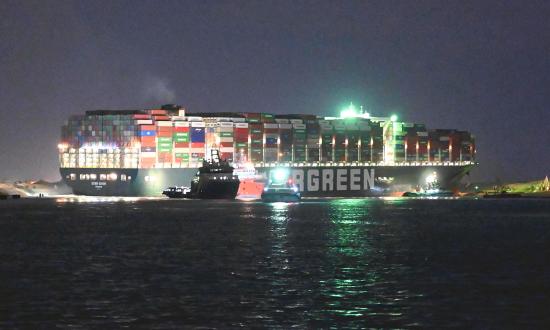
[174,142,189,148]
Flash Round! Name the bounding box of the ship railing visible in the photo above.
[250,160,474,168]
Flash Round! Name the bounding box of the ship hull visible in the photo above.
[60,164,474,197]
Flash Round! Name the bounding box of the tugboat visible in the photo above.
[402,171,455,197]
[162,186,190,198]
[163,150,240,199]
[261,168,301,202]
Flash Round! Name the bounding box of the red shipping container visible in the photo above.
[157,153,172,162]
[220,142,233,148]
[153,115,170,121]
[140,136,156,147]
[174,142,189,148]
[140,125,156,131]
[174,127,189,133]
[157,126,173,132]
[157,131,172,138]
[150,109,167,115]
[191,142,205,148]
[133,114,151,119]
[140,158,156,168]
[220,152,233,160]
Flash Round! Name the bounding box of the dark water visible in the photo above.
[1,197,550,328]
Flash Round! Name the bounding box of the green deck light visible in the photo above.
[340,102,358,118]
[390,114,398,122]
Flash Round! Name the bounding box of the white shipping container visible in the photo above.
[136,120,153,125]
[292,124,306,129]
[140,152,156,158]
[173,148,188,153]
[278,124,292,129]
[220,147,234,153]
[219,122,234,128]
[191,121,206,127]
[156,121,172,127]
[264,123,278,129]
[275,119,289,124]
[235,123,249,128]
[174,121,190,127]
[290,119,303,124]
[417,131,428,137]
[220,137,234,143]
[187,116,203,122]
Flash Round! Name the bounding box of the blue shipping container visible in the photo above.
[266,137,278,145]
[139,130,156,137]
[190,128,205,142]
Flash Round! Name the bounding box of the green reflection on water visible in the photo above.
[321,199,382,318]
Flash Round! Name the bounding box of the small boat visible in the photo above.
[162,186,190,198]
[261,168,301,202]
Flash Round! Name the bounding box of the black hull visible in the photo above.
[60,163,474,197]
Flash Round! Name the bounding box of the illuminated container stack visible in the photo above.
[278,123,292,162]
[305,119,320,162]
[60,106,476,170]
[393,122,406,162]
[263,123,279,162]
[358,120,371,162]
[174,121,190,166]
[218,122,235,162]
[60,112,139,169]
[190,121,206,166]
[369,121,384,162]
[402,123,428,162]
[319,120,333,162]
[343,120,358,162]
[292,121,307,162]
[156,119,173,167]
[234,123,249,163]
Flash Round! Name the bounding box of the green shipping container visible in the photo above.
[174,136,189,142]
[236,142,248,148]
[158,137,172,143]
[158,142,173,149]
[175,153,189,159]
[220,132,234,137]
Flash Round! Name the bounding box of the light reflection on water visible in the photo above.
[2,198,550,328]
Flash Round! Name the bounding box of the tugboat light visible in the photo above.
[272,168,289,183]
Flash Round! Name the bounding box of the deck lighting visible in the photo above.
[272,168,289,183]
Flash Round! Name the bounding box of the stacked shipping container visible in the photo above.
[60,109,476,170]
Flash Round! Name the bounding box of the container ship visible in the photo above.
[58,104,476,197]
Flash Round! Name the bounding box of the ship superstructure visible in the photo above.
[59,104,476,196]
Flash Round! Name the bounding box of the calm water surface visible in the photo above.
[1,197,550,328]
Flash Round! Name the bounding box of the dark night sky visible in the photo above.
[0,0,548,182]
